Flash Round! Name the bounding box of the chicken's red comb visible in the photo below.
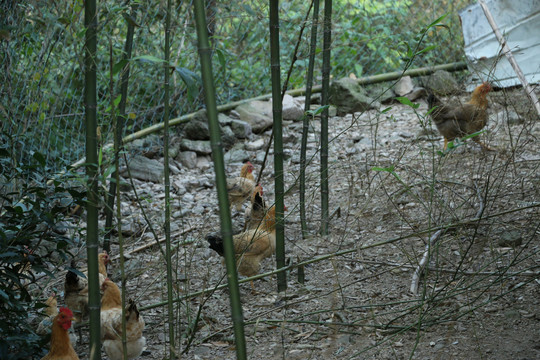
[59,307,73,317]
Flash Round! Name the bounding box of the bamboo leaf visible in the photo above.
[395,96,419,109]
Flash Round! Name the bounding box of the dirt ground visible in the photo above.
[48,87,539,359]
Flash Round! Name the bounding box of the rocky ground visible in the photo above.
[41,82,539,359]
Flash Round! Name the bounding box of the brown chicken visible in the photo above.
[64,251,109,322]
[100,278,146,360]
[243,184,266,231]
[36,293,59,336]
[428,82,492,150]
[41,307,79,360]
[207,203,286,290]
[227,161,256,212]
[37,293,79,344]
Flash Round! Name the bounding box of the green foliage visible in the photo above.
[0,132,84,359]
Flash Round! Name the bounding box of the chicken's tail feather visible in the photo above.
[206,233,225,256]
[126,299,140,321]
[65,260,79,287]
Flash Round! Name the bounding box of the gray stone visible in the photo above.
[498,110,523,125]
[366,84,396,104]
[329,77,380,115]
[498,230,522,247]
[184,109,210,140]
[280,94,304,121]
[179,138,212,155]
[176,151,198,169]
[394,76,414,96]
[224,146,250,163]
[220,125,237,149]
[120,155,163,183]
[425,70,460,96]
[235,100,273,133]
[406,87,427,101]
[197,156,212,170]
[228,119,252,139]
[245,138,265,151]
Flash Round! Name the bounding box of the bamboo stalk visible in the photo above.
[319,0,332,236]
[269,0,287,293]
[163,0,176,357]
[300,0,320,239]
[192,0,247,358]
[83,0,101,357]
[104,4,138,253]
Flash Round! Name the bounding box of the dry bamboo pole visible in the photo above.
[478,0,540,117]
[64,61,466,173]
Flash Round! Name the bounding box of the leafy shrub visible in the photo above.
[0,131,83,359]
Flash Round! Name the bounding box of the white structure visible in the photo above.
[459,0,540,88]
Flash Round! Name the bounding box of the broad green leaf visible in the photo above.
[395,97,419,109]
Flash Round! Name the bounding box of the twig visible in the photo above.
[477,0,540,117]
[410,229,444,295]
[110,227,195,260]
[410,181,487,295]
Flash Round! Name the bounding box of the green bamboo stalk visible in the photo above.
[104,3,138,253]
[300,0,320,239]
[192,1,247,359]
[163,0,176,357]
[319,0,332,236]
[269,0,287,293]
[83,0,101,358]
[114,96,128,360]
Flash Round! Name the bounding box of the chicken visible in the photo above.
[227,161,256,212]
[36,293,59,336]
[207,203,286,289]
[37,293,78,344]
[64,251,110,322]
[100,278,146,360]
[243,184,266,231]
[41,307,79,360]
[428,82,492,151]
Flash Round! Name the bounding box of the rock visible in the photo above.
[168,141,181,159]
[197,156,212,170]
[220,125,237,149]
[184,109,210,140]
[394,76,414,96]
[366,84,396,103]
[425,70,460,96]
[278,94,304,121]
[497,110,522,125]
[234,100,273,133]
[228,119,252,139]
[329,77,380,115]
[176,151,198,169]
[224,146,250,163]
[120,155,164,183]
[245,138,265,151]
[404,87,427,102]
[498,230,522,247]
[172,180,187,195]
[179,138,212,155]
